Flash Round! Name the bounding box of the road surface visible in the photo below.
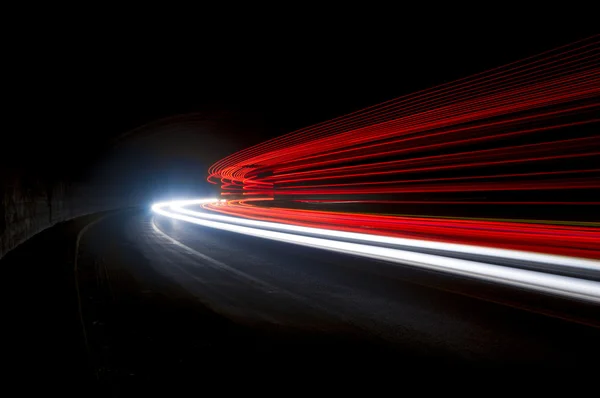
[74,208,600,384]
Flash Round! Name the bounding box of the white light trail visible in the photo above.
[151,199,600,303]
[157,199,600,271]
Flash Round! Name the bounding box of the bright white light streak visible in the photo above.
[165,199,599,272]
[152,199,600,303]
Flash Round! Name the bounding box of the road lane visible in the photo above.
[153,200,600,300]
[77,209,600,376]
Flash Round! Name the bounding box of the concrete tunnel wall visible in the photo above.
[0,113,258,260]
[0,173,130,260]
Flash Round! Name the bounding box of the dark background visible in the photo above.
[1,24,598,391]
[6,30,593,180]
[2,26,595,217]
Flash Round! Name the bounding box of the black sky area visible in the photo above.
[4,29,594,200]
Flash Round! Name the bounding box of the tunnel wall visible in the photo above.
[0,175,121,260]
[0,114,238,261]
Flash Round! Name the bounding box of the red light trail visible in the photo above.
[206,36,600,260]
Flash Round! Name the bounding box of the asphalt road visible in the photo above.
[73,209,600,382]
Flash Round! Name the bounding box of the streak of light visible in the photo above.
[151,199,600,304]
[203,199,600,259]
[206,37,599,216]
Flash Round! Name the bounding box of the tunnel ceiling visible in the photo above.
[5,31,592,183]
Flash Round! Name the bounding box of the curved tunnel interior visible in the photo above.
[1,31,599,391]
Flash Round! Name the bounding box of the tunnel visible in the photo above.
[1,30,598,394]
